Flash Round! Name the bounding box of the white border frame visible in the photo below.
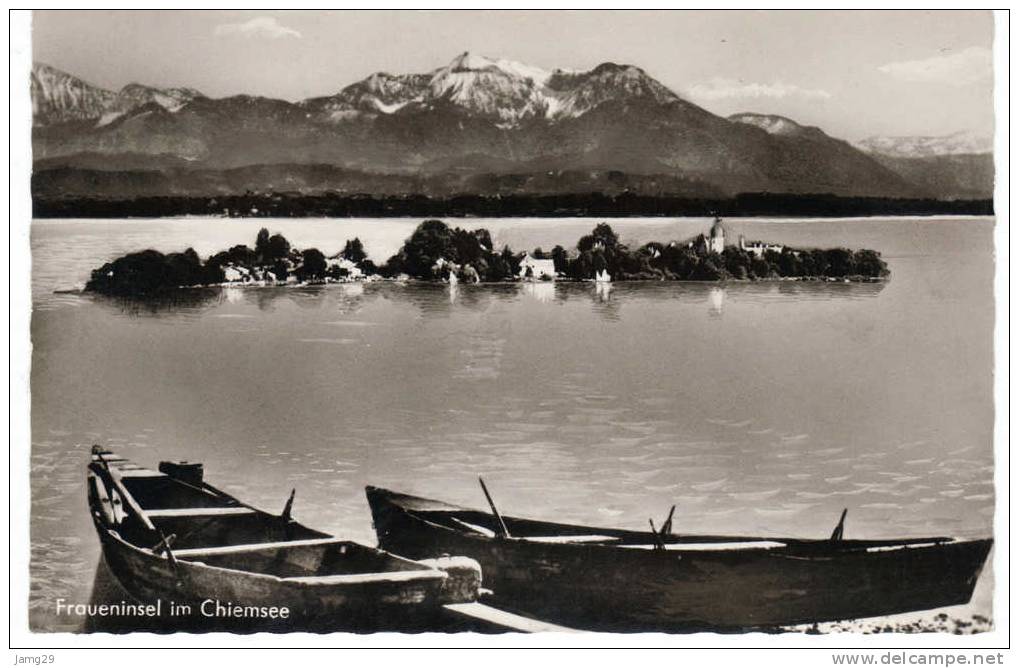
[6,5,1012,657]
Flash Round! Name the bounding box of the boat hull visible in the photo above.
[85,451,481,633]
[94,521,462,632]
[366,486,992,632]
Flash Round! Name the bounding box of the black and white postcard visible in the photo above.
[9,8,1008,656]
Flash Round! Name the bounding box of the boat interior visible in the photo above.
[174,539,433,579]
[88,450,430,578]
[399,501,957,554]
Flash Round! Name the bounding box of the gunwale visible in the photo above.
[366,485,962,555]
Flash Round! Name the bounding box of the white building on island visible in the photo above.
[327,255,364,279]
[222,265,252,283]
[738,235,784,258]
[518,255,557,280]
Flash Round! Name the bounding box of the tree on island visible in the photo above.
[254,227,292,263]
[383,219,515,281]
[342,237,367,263]
[385,219,454,278]
[207,244,257,269]
[85,248,224,296]
[853,249,888,278]
[255,228,271,261]
[297,248,327,281]
[551,246,569,273]
[266,234,291,262]
[577,223,620,253]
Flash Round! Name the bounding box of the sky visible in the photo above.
[31,10,995,141]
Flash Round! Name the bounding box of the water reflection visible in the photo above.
[75,279,888,324]
[591,281,621,321]
[223,286,246,304]
[520,281,556,304]
[86,289,224,317]
[709,286,726,317]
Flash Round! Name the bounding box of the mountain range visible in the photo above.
[30,54,993,202]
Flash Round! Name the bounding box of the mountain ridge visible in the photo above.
[30,54,989,201]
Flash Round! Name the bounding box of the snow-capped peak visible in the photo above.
[428,52,548,121]
[729,112,814,137]
[31,62,204,126]
[117,82,204,113]
[854,130,993,158]
[304,52,681,126]
[446,51,553,85]
[31,62,116,125]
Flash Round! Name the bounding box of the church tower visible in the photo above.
[708,217,726,254]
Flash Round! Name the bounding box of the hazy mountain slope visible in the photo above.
[855,131,992,158]
[853,131,994,198]
[31,163,727,200]
[867,153,994,199]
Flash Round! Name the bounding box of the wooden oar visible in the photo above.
[478,477,511,538]
[152,531,178,569]
[281,488,297,540]
[281,488,296,522]
[661,504,676,536]
[830,508,848,543]
[648,519,666,551]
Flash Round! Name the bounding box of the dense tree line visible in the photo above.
[382,219,520,281]
[84,220,889,296]
[531,222,888,282]
[85,228,373,295]
[85,248,226,295]
[36,191,993,219]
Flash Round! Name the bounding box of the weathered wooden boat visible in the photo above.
[86,447,563,632]
[366,483,993,632]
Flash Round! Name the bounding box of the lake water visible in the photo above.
[29,216,996,632]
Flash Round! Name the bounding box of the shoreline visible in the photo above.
[61,274,888,296]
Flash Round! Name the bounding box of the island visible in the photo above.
[83,219,889,296]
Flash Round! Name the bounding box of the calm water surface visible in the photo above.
[29,217,996,631]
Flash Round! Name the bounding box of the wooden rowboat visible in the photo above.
[86,447,562,632]
[365,484,993,632]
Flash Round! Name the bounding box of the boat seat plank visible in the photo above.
[443,602,575,633]
[145,507,255,518]
[285,570,447,585]
[451,518,496,537]
[174,537,346,558]
[116,470,166,478]
[93,457,128,465]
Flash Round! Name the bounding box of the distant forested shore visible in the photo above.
[83,219,889,297]
[35,192,992,219]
